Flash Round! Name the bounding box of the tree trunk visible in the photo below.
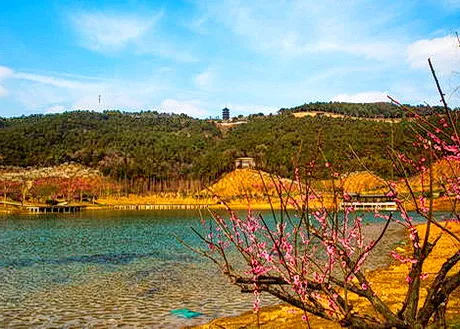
[431,301,447,329]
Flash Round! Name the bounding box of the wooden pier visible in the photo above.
[109,204,209,210]
[25,205,87,214]
[1,200,209,213]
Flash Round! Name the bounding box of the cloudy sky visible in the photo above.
[0,0,459,118]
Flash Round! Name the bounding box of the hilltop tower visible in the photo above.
[222,107,230,121]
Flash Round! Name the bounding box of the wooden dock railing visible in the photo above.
[108,204,209,210]
[1,201,209,213]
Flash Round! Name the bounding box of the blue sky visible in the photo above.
[0,0,459,118]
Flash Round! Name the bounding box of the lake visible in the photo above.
[0,209,437,328]
[1,210,278,328]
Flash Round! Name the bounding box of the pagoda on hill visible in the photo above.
[222,107,230,121]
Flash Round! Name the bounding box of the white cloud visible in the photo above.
[5,67,172,112]
[72,11,160,51]
[156,99,206,117]
[0,66,14,79]
[407,36,460,75]
[332,91,389,103]
[338,42,402,62]
[0,85,8,97]
[199,0,404,61]
[194,69,214,90]
[15,83,68,109]
[136,42,198,63]
[187,15,210,34]
[14,72,101,90]
[439,0,460,9]
[71,10,197,62]
[0,66,14,97]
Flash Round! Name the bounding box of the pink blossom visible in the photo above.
[390,251,418,264]
[313,272,325,284]
[444,145,460,154]
[385,191,396,197]
[259,251,273,262]
[253,290,261,312]
[420,273,429,280]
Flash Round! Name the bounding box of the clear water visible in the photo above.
[0,210,443,328]
[0,210,279,328]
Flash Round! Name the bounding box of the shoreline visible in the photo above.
[2,185,459,215]
[0,200,455,215]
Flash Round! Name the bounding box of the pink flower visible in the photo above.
[390,251,417,264]
[260,251,273,263]
[385,191,396,197]
[293,275,301,286]
[420,273,429,280]
[313,272,325,284]
[408,227,417,240]
[253,291,261,313]
[444,145,459,154]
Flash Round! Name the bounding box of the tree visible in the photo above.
[191,63,460,328]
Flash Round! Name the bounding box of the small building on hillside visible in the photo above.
[235,157,256,169]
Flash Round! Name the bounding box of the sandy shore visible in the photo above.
[187,222,460,329]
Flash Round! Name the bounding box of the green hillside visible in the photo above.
[0,103,446,193]
[206,113,414,179]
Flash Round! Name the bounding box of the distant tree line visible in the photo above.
[279,101,447,118]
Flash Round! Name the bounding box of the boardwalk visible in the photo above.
[0,201,87,213]
[0,201,209,213]
[25,205,86,213]
[108,204,209,210]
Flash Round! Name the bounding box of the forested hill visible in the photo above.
[0,109,432,191]
[279,101,446,118]
[0,111,221,183]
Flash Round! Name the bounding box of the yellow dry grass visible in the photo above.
[317,171,387,194]
[201,169,335,209]
[353,222,460,316]
[202,169,297,199]
[340,171,387,193]
[398,159,460,194]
